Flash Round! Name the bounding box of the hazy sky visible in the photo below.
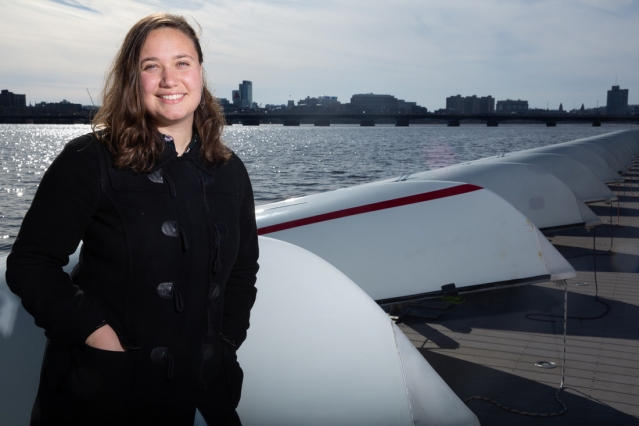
[2,0,638,110]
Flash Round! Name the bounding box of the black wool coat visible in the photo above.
[6,133,259,425]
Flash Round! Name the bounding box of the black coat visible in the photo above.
[6,133,259,425]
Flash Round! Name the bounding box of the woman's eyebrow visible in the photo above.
[140,54,196,63]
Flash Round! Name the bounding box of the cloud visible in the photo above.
[1,0,638,109]
[49,0,99,13]
[132,0,209,11]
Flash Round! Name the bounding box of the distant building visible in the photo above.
[287,100,295,108]
[496,99,528,113]
[606,85,629,115]
[298,96,341,108]
[32,99,82,114]
[0,89,26,108]
[446,95,465,113]
[317,96,340,107]
[239,81,252,108]
[479,96,495,114]
[231,81,253,108]
[446,94,494,114]
[464,95,480,114]
[350,93,417,113]
[232,90,241,106]
[265,103,286,110]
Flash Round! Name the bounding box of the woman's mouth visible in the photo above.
[159,94,185,100]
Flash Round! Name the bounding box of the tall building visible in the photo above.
[479,96,495,114]
[496,99,528,113]
[239,81,252,108]
[464,95,480,114]
[606,85,629,115]
[446,94,494,114]
[0,89,26,108]
[446,95,464,113]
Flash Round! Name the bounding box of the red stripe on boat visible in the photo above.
[258,183,482,235]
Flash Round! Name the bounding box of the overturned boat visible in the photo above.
[257,180,575,304]
[475,152,617,203]
[0,239,479,426]
[401,162,600,231]
[239,238,479,425]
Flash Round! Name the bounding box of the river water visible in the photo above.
[1,122,636,256]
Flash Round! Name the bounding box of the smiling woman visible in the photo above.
[92,13,230,172]
[6,13,259,426]
[139,27,204,152]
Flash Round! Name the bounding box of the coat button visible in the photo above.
[148,169,164,183]
[215,223,229,238]
[209,284,220,299]
[202,174,215,185]
[157,282,174,299]
[151,347,168,364]
[202,344,214,361]
[161,221,179,237]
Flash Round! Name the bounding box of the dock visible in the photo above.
[399,169,639,425]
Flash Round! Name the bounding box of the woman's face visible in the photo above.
[139,27,202,132]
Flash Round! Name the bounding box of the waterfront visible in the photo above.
[1,123,637,255]
[1,124,639,424]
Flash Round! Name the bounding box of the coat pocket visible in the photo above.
[63,344,136,409]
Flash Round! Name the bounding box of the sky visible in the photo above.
[1,0,638,111]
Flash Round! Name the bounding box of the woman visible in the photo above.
[6,13,259,425]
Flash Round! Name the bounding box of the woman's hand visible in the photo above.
[85,324,126,352]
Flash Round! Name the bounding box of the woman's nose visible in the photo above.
[160,68,177,87]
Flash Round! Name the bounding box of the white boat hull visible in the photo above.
[257,180,575,303]
[406,162,600,230]
[0,239,479,426]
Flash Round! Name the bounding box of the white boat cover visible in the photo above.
[475,152,616,203]
[558,130,639,168]
[406,162,600,230]
[517,144,622,183]
[238,238,479,426]
[561,141,627,174]
[257,180,575,303]
[0,241,479,426]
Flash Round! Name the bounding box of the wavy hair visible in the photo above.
[92,13,230,172]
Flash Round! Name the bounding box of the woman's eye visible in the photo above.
[143,64,158,70]
[178,61,189,67]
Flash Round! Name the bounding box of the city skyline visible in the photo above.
[2,0,638,111]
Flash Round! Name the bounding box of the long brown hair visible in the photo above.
[92,13,230,172]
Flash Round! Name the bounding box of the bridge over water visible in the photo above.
[0,113,636,127]
[226,112,638,127]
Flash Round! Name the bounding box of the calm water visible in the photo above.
[1,122,636,255]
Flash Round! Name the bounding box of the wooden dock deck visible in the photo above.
[399,169,639,425]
